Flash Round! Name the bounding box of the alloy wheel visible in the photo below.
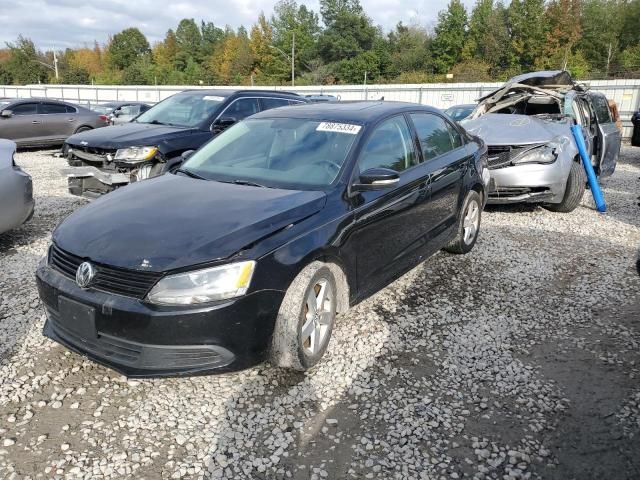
[300,278,334,356]
[463,199,480,245]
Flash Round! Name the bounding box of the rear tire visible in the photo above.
[74,126,92,134]
[544,160,586,213]
[270,262,337,371]
[444,190,482,254]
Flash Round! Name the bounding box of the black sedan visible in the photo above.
[36,102,489,377]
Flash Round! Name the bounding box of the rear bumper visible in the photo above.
[37,260,284,378]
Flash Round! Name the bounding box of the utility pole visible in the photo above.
[53,50,59,81]
[291,32,295,87]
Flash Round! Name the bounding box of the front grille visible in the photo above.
[487,145,538,170]
[68,145,117,165]
[488,186,551,198]
[50,245,163,299]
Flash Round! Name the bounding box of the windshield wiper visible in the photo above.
[218,179,268,188]
[176,168,206,180]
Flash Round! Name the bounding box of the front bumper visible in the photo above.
[0,172,34,234]
[61,166,130,185]
[487,161,570,205]
[37,260,284,377]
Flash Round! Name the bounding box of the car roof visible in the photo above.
[3,98,75,105]
[177,89,301,99]
[445,104,475,109]
[250,101,439,124]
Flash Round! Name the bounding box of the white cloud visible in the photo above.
[0,0,477,48]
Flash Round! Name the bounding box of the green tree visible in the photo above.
[580,0,623,75]
[108,28,150,70]
[462,1,512,75]
[429,0,468,74]
[508,0,546,71]
[386,22,431,79]
[317,0,377,64]
[271,0,321,71]
[4,36,50,84]
[176,18,203,64]
[536,0,582,71]
[250,13,284,82]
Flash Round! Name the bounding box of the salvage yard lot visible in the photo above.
[1,148,639,480]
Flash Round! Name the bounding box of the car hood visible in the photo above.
[461,114,573,146]
[53,174,327,272]
[65,122,199,149]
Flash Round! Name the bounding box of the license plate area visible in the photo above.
[58,296,97,340]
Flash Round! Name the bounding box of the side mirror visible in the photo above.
[352,168,400,192]
[211,116,237,134]
[1,110,12,118]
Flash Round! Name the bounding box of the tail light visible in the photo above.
[99,115,109,122]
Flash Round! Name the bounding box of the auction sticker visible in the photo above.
[203,95,225,101]
[316,122,362,135]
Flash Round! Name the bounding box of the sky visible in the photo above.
[0,0,476,49]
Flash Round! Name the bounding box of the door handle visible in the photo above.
[67,118,75,122]
[31,120,41,124]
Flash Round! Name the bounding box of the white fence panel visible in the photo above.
[1,80,639,138]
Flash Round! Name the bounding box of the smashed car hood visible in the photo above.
[53,174,327,272]
[461,114,574,146]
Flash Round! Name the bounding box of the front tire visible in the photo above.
[544,160,586,213]
[444,190,482,254]
[270,262,337,371]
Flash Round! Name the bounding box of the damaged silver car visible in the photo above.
[463,70,620,212]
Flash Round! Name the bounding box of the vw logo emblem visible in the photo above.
[76,262,96,288]
[80,141,88,146]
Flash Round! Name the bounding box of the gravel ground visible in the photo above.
[0,148,639,480]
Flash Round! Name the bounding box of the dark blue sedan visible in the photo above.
[37,101,489,377]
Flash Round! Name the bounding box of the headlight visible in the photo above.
[147,261,256,305]
[512,144,558,165]
[114,146,158,163]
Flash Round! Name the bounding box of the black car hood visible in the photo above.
[65,122,199,149]
[53,174,327,272]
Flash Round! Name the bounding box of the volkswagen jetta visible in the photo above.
[37,102,488,377]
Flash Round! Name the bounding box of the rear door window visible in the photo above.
[410,113,455,161]
[40,103,68,114]
[11,103,38,115]
[260,98,290,110]
[65,105,77,113]
[224,98,260,120]
[591,94,612,124]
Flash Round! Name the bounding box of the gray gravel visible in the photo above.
[0,148,639,480]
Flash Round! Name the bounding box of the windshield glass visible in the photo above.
[182,118,361,189]
[92,105,115,114]
[0,100,12,110]
[135,93,225,128]
[445,106,474,121]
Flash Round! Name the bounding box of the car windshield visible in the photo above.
[181,118,361,190]
[445,106,474,121]
[0,100,12,109]
[135,92,226,128]
[92,105,116,114]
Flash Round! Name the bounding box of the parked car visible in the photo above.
[305,94,339,103]
[37,101,489,377]
[0,99,109,148]
[463,70,621,212]
[91,101,152,125]
[0,139,34,234]
[444,104,475,121]
[61,89,307,198]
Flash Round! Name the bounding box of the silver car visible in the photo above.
[0,139,34,234]
[91,101,151,125]
[463,70,620,212]
[0,99,110,148]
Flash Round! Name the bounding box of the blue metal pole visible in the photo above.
[570,124,606,213]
